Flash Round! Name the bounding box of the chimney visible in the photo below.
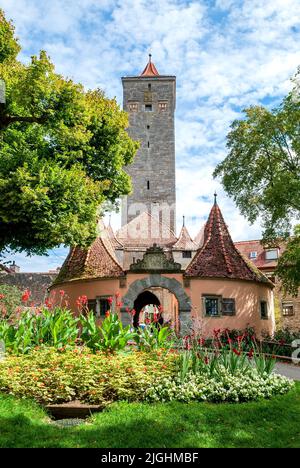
[10,261,20,273]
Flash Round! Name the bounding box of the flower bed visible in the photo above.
[146,370,293,403]
[0,347,293,406]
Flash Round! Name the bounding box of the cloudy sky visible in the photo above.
[2,0,300,271]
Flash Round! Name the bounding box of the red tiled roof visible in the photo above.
[185,202,272,285]
[116,211,177,248]
[141,55,159,77]
[173,225,198,250]
[53,230,124,285]
[234,240,281,270]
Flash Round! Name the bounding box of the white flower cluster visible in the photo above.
[145,368,294,403]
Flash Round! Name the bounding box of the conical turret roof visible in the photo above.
[185,200,272,285]
[141,54,159,77]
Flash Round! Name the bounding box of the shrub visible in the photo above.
[0,347,177,405]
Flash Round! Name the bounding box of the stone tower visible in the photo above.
[121,55,176,234]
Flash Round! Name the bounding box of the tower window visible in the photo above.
[145,104,152,112]
[147,181,150,190]
[128,102,138,112]
[158,102,167,111]
[147,125,150,129]
[147,141,150,148]
[260,301,268,319]
[148,83,151,90]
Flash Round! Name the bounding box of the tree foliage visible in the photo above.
[0,9,138,255]
[214,70,300,294]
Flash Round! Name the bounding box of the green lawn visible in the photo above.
[0,383,300,448]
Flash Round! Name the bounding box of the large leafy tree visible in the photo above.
[0,10,138,255]
[214,70,300,295]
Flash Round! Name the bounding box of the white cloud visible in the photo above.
[2,0,300,270]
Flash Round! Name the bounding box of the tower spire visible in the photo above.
[214,191,217,205]
[140,55,159,76]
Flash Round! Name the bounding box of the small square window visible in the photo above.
[145,104,152,112]
[222,298,236,316]
[282,302,294,316]
[249,251,257,259]
[260,301,268,319]
[182,251,192,258]
[265,249,278,260]
[203,296,220,317]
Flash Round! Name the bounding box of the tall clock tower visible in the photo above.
[121,55,176,234]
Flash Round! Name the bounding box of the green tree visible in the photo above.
[0,10,138,256]
[214,70,300,295]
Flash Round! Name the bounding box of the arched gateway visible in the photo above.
[120,274,191,332]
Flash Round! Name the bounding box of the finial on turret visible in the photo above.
[183,215,185,227]
[149,53,152,62]
[214,192,217,205]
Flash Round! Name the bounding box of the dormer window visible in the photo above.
[265,249,278,260]
[145,104,152,112]
[182,251,192,258]
[249,251,257,259]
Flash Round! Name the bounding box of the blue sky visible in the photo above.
[2,0,300,272]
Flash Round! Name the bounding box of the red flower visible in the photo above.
[145,318,151,325]
[116,301,123,308]
[59,290,65,297]
[45,298,53,309]
[105,311,110,317]
[115,292,120,298]
[158,305,163,312]
[232,348,241,356]
[237,334,244,343]
[21,289,31,303]
[107,297,113,305]
[204,357,209,364]
[248,348,254,359]
[0,294,5,300]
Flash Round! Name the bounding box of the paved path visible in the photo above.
[274,362,300,381]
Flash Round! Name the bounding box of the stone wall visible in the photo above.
[0,273,57,305]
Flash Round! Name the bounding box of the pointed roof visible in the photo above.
[193,225,205,248]
[185,200,273,285]
[116,211,177,248]
[141,54,159,77]
[107,218,123,249]
[173,218,198,250]
[53,225,124,285]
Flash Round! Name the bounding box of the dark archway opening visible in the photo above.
[133,290,161,327]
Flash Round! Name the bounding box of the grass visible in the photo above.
[0,383,299,448]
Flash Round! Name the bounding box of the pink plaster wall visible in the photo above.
[51,273,274,336]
